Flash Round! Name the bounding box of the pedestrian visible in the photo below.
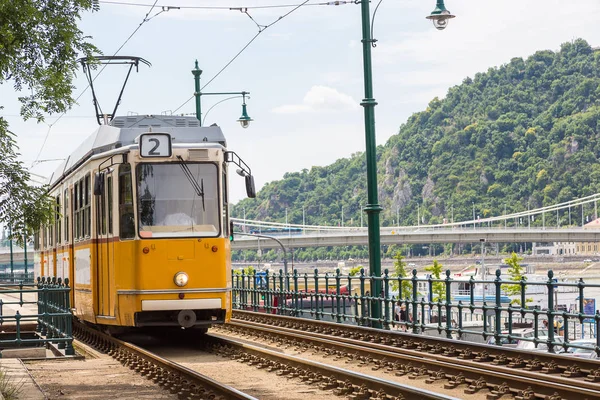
[394,301,401,329]
[399,304,408,331]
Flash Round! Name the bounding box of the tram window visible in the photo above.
[222,170,228,238]
[108,176,113,234]
[84,174,91,237]
[74,183,79,240]
[56,194,61,245]
[64,189,69,243]
[119,165,135,239]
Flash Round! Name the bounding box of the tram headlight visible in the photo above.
[174,272,189,287]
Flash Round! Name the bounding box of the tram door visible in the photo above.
[95,172,116,317]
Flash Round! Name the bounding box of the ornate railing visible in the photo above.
[0,277,73,355]
[232,268,600,355]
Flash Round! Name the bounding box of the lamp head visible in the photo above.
[237,103,253,129]
[426,0,455,30]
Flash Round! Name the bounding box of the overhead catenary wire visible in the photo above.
[173,0,323,114]
[98,0,355,10]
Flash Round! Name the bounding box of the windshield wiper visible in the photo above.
[176,156,205,212]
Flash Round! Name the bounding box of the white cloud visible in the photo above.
[271,85,359,114]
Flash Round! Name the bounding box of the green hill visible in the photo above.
[234,39,600,260]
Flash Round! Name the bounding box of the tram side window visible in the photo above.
[108,176,113,234]
[119,165,135,239]
[74,183,79,240]
[84,174,91,237]
[64,189,69,243]
[222,169,228,238]
[56,194,61,245]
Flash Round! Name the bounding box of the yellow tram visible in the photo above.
[34,115,254,333]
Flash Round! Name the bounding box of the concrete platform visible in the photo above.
[0,359,45,400]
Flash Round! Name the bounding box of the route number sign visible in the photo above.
[140,133,172,158]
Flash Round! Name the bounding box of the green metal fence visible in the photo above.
[232,268,600,356]
[0,277,73,355]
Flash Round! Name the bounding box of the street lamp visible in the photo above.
[192,60,252,127]
[426,0,456,30]
[357,1,454,327]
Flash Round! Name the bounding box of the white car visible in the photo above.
[486,328,549,348]
[564,339,598,359]
[516,336,563,352]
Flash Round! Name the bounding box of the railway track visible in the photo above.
[73,320,461,399]
[223,310,600,399]
[73,322,257,400]
[207,334,457,400]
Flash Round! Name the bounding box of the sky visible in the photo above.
[2,0,600,205]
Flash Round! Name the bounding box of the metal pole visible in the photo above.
[236,232,289,289]
[302,206,305,234]
[528,202,530,229]
[9,225,13,276]
[504,204,507,229]
[417,204,420,227]
[359,0,383,327]
[341,205,344,228]
[23,232,27,277]
[396,207,399,228]
[192,60,202,123]
[582,204,584,227]
[360,203,363,228]
[472,202,475,229]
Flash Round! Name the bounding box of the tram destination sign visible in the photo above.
[139,133,172,158]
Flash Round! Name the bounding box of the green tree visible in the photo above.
[348,266,363,277]
[390,252,413,298]
[0,1,99,240]
[501,252,532,305]
[425,259,446,302]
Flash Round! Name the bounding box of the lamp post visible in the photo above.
[358,0,454,327]
[192,60,252,128]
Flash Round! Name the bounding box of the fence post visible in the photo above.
[278,269,284,315]
[359,268,365,326]
[383,269,390,330]
[36,277,42,333]
[314,269,320,321]
[494,269,502,346]
[445,270,452,339]
[547,270,555,353]
[457,301,463,340]
[64,278,74,355]
[335,269,342,324]
[57,278,66,349]
[293,269,299,317]
[411,270,418,333]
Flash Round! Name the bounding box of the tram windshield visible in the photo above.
[136,163,220,238]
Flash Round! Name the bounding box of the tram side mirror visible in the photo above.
[245,174,256,198]
[93,172,105,196]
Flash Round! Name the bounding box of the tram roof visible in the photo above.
[48,115,226,187]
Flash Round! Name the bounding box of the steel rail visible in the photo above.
[233,310,600,376]
[206,333,458,400]
[73,322,257,400]
[224,318,600,399]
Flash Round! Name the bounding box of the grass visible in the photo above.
[0,365,23,400]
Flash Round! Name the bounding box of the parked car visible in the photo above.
[564,339,598,359]
[486,328,549,348]
[516,336,563,352]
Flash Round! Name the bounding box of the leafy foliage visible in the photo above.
[390,251,412,297]
[425,260,446,302]
[501,252,531,305]
[234,39,600,262]
[0,1,99,239]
